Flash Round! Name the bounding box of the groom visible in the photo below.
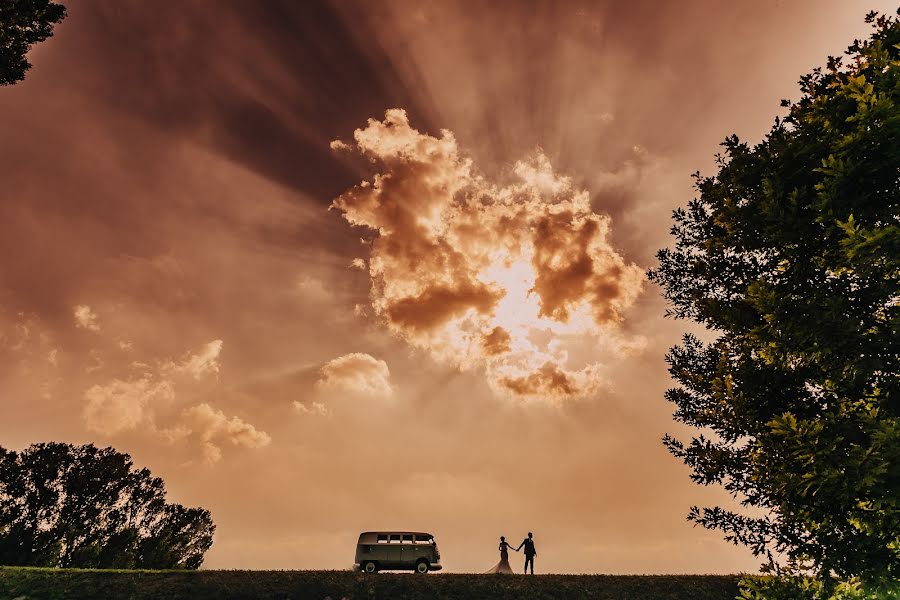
[516,532,537,574]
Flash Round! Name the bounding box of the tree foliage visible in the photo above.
[648,10,899,591]
[0,0,66,86]
[0,443,215,569]
[739,572,899,600]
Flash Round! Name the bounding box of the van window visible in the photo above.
[415,535,432,544]
[389,534,401,543]
[377,535,388,543]
[402,534,413,543]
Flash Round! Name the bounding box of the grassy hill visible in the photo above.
[0,567,742,599]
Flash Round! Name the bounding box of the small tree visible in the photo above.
[0,443,215,569]
[649,10,899,593]
[0,0,66,86]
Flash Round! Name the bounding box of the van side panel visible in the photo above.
[401,543,422,565]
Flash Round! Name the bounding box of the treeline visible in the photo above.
[0,443,214,569]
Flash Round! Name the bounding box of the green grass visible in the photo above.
[0,567,742,599]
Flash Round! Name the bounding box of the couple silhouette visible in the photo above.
[486,532,537,574]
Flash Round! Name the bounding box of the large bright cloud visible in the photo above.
[332,109,645,400]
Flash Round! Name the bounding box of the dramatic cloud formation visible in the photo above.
[73,305,100,331]
[332,109,645,399]
[1,0,885,574]
[316,352,393,397]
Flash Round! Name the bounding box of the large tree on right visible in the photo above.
[649,10,899,592]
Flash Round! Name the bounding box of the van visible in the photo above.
[354,531,442,573]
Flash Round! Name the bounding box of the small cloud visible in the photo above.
[73,305,100,331]
[316,353,392,397]
[169,339,223,379]
[495,362,605,400]
[330,139,351,151]
[500,361,576,397]
[350,258,366,270]
[182,402,271,464]
[293,401,329,416]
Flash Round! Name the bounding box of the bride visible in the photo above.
[485,535,517,574]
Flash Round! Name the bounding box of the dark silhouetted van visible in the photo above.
[354,531,442,573]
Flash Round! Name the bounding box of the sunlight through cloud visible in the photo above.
[332,109,645,400]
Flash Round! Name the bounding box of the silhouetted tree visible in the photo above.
[0,443,215,569]
[0,0,66,85]
[649,10,899,595]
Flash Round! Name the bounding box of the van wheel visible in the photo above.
[363,561,378,573]
[415,560,429,574]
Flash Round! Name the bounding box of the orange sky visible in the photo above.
[0,0,893,574]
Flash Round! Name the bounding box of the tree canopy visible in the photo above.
[0,0,66,86]
[0,443,215,569]
[649,10,899,592]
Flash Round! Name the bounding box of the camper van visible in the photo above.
[354,531,442,573]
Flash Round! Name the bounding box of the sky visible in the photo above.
[0,0,893,574]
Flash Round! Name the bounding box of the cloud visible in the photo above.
[81,339,269,463]
[73,305,100,331]
[331,109,645,399]
[183,402,272,464]
[168,339,223,379]
[0,311,61,399]
[500,361,577,396]
[293,400,329,416]
[83,376,175,435]
[481,326,512,356]
[316,352,393,397]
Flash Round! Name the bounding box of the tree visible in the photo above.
[0,443,215,569]
[648,10,899,593]
[0,0,66,86]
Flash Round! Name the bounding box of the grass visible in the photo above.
[0,567,742,599]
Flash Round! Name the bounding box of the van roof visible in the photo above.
[359,531,433,537]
